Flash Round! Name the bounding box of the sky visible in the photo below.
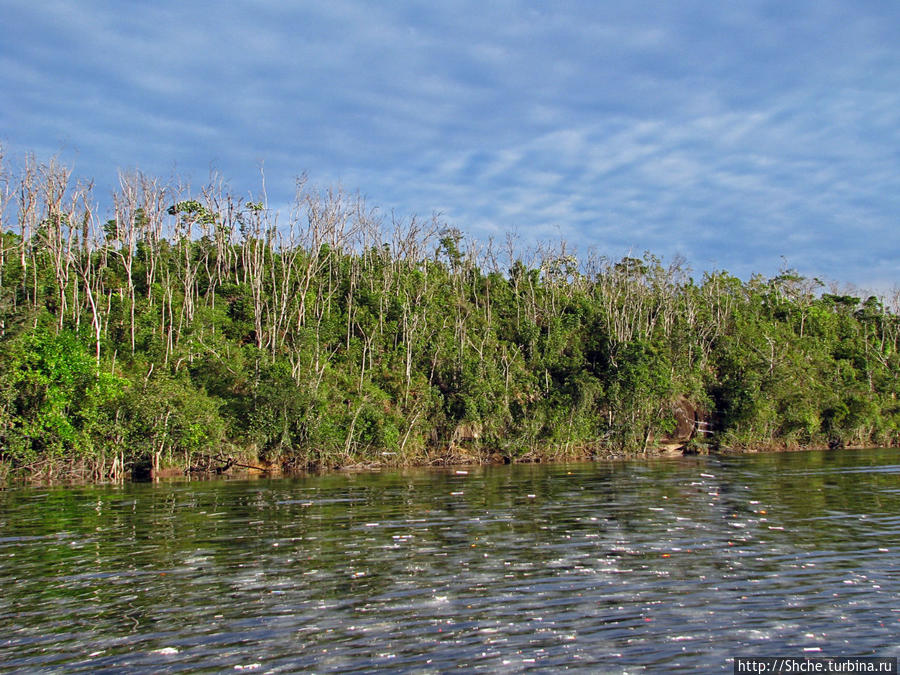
[1,0,898,291]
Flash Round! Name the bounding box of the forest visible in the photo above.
[0,153,898,481]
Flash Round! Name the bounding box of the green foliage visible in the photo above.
[0,329,125,464]
[119,374,225,468]
[1,158,897,480]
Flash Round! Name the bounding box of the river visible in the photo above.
[2,448,899,672]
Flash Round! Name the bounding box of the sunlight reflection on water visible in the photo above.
[1,448,900,672]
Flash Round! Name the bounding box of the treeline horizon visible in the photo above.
[0,152,898,481]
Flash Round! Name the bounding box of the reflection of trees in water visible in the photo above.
[3,450,900,648]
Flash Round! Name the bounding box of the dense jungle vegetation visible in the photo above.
[0,153,898,481]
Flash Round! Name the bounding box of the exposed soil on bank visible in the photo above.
[7,440,894,487]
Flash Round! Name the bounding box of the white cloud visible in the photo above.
[2,0,898,288]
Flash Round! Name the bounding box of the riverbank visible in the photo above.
[3,438,893,486]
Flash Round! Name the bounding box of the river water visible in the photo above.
[1,448,899,673]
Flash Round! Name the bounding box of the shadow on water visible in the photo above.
[2,448,900,672]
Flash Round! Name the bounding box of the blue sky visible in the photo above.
[2,1,898,290]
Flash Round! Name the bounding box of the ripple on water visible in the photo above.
[1,449,900,672]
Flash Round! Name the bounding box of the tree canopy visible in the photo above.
[1,154,897,481]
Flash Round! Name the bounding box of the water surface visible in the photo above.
[2,448,899,672]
